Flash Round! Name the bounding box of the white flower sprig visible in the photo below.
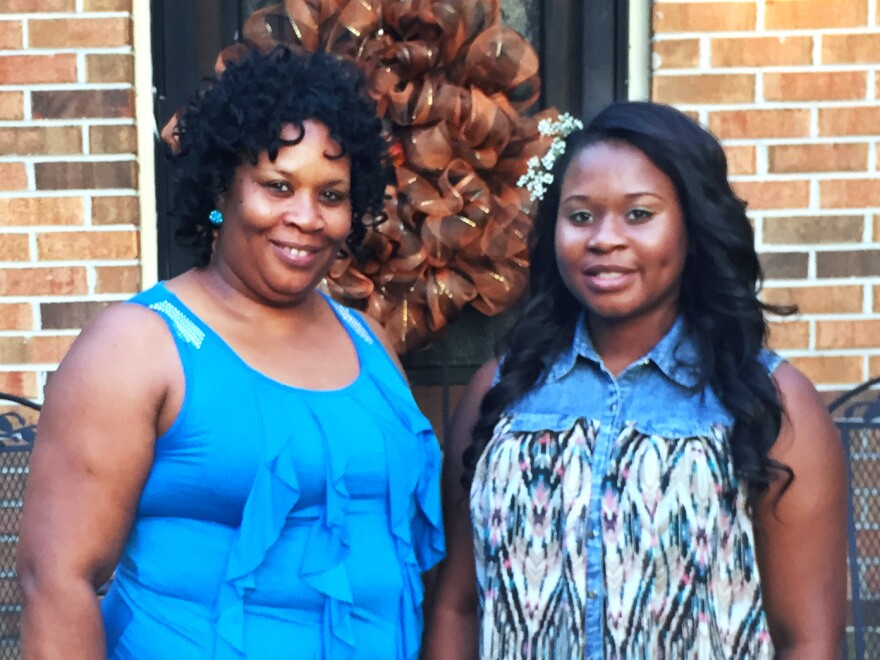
[517,112,584,201]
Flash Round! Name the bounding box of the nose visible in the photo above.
[587,215,626,253]
[282,190,323,232]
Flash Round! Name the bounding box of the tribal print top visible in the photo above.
[469,316,780,659]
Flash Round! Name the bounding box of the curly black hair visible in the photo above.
[169,45,391,266]
[465,102,795,497]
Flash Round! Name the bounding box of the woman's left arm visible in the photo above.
[754,362,847,659]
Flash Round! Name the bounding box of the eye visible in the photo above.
[321,189,350,204]
[627,208,654,223]
[568,210,593,224]
[264,181,291,194]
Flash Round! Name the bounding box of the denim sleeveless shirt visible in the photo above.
[470,315,781,659]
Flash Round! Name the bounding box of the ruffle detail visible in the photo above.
[212,401,356,659]
[211,348,443,659]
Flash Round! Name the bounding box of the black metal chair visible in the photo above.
[829,375,880,660]
[0,392,40,659]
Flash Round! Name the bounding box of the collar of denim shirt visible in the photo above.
[546,310,702,389]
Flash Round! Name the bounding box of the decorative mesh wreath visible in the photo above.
[174,0,558,353]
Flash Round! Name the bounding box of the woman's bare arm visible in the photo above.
[422,360,496,660]
[17,304,180,660]
[754,362,847,658]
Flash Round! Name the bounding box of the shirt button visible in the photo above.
[587,590,598,599]
[588,528,598,540]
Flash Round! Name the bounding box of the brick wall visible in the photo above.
[0,0,140,400]
[653,0,880,394]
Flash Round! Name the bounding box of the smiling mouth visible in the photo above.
[583,268,636,291]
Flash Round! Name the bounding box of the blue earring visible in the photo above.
[209,209,223,227]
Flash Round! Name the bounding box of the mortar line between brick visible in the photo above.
[26,232,36,264]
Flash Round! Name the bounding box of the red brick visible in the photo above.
[708,109,811,139]
[0,20,23,50]
[766,0,868,29]
[724,145,755,176]
[0,372,38,398]
[0,198,84,227]
[0,164,27,191]
[816,250,880,278]
[653,74,755,104]
[818,106,880,136]
[32,89,133,120]
[83,0,131,8]
[766,321,810,350]
[29,18,130,49]
[763,215,864,245]
[820,179,880,208]
[37,230,138,261]
[788,356,863,386]
[0,54,77,85]
[91,196,138,226]
[89,125,136,155]
[0,126,82,156]
[711,36,812,67]
[0,234,30,262]
[654,2,756,32]
[0,304,32,332]
[0,92,22,121]
[654,39,700,69]
[0,267,87,296]
[765,71,868,102]
[0,336,75,365]
[41,301,109,330]
[35,161,136,191]
[817,320,880,349]
[874,215,880,242]
[95,265,139,294]
[763,286,863,314]
[732,180,811,210]
[871,355,880,375]
[768,143,868,174]
[86,54,133,84]
[0,0,74,11]
[823,34,880,64]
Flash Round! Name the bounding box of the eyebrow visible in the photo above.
[562,191,664,204]
[257,164,350,185]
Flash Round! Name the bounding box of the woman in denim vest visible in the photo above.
[426,102,845,659]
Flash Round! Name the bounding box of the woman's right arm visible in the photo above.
[422,360,497,660]
[17,304,179,660]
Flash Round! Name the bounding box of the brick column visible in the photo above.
[0,0,140,399]
[653,0,880,392]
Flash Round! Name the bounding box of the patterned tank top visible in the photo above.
[469,315,781,659]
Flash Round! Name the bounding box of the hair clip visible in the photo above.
[517,113,584,201]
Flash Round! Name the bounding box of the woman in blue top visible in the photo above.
[18,46,443,659]
[426,102,846,658]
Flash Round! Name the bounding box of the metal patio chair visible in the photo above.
[0,392,40,659]
[829,375,880,660]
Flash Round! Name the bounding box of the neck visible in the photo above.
[197,264,324,328]
[587,306,679,377]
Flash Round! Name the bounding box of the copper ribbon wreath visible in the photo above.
[165,0,558,354]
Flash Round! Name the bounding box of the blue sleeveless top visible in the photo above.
[100,282,444,659]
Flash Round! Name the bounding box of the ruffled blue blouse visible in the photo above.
[100,283,444,659]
